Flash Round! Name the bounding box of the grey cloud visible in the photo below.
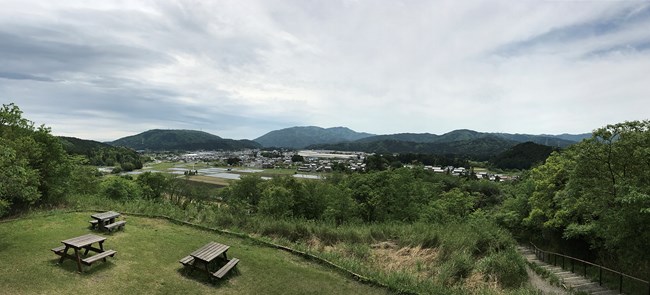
[0,71,58,82]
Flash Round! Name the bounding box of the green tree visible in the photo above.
[100,177,142,200]
[137,172,169,200]
[258,186,294,218]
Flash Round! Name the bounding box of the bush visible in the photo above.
[476,249,528,289]
[100,176,142,200]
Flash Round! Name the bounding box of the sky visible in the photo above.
[1,0,649,141]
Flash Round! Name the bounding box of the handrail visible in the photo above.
[529,242,649,295]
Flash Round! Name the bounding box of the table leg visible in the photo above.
[84,247,90,256]
[58,246,70,264]
[223,252,228,261]
[98,241,107,262]
[74,248,83,273]
[204,261,210,277]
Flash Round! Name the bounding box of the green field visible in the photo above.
[0,212,388,295]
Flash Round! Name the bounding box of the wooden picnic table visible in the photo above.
[180,241,239,279]
[91,211,121,231]
[52,234,116,272]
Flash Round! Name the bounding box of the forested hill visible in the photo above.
[491,141,559,170]
[59,136,144,170]
[111,129,261,151]
[254,126,375,148]
[358,129,577,147]
[309,136,519,160]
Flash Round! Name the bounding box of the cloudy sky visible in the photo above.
[1,0,649,141]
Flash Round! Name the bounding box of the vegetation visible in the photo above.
[4,102,649,294]
[497,120,650,281]
[254,126,375,148]
[0,103,77,216]
[309,136,519,161]
[0,212,387,295]
[59,136,145,171]
[491,142,558,170]
[111,129,261,151]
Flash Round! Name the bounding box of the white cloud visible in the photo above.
[0,0,648,140]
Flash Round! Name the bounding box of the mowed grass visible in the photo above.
[0,212,388,295]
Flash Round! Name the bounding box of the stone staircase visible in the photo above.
[517,246,621,295]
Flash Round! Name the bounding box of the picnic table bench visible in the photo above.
[180,241,239,280]
[52,234,117,272]
[90,211,126,232]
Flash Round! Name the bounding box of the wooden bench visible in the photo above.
[51,246,66,254]
[179,255,195,266]
[81,250,117,266]
[213,258,239,279]
[89,220,99,229]
[105,221,126,232]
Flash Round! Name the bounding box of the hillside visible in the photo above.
[309,135,519,160]
[59,136,143,169]
[254,126,375,148]
[356,129,576,147]
[491,133,575,147]
[111,129,261,151]
[491,141,559,170]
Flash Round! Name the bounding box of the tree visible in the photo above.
[258,186,294,218]
[100,176,142,200]
[291,154,304,163]
[0,143,40,216]
[137,172,169,200]
[0,103,73,215]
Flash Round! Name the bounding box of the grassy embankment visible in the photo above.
[0,212,388,295]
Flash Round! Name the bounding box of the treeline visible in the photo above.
[496,121,650,278]
[0,103,93,216]
[364,153,470,171]
[59,136,144,172]
[221,168,501,224]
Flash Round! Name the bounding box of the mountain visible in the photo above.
[491,133,576,147]
[309,135,519,160]
[254,126,375,148]
[59,136,113,154]
[356,133,439,143]
[111,129,261,151]
[491,141,559,170]
[351,129,576,147]
[543,133,591,142]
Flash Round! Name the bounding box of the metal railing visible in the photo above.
[529,242,649,295]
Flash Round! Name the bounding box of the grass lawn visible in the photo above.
[0,212,388,295]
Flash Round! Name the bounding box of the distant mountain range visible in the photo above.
[84,127,589,159]
[253,126,375,149]
[110,129,261,151]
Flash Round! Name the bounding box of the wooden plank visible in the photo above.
[91,211,121,221]
[51,246,65,253]
[62,234,106,248]
[82,250,116,265]
[179,255,194,266]
[191,242,229,262]
[105,220,126,232]
[213,258,239,279]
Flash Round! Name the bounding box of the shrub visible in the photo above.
[476,249,528,289]
[100,176,142,200]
